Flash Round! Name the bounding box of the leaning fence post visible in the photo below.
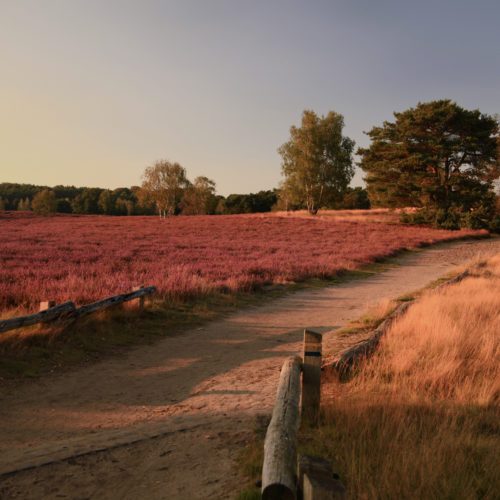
[132,285,145,311]
[302,329,322,425]
[39,300,56,312]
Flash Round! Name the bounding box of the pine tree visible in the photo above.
[358,100,499,218]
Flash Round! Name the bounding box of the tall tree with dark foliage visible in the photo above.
[359,100,499,228]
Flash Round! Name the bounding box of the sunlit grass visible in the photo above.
[306,254,500,498]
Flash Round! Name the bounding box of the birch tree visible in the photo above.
[278,110,355,214]
[141,160,189,218]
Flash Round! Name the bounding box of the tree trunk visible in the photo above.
[443,159,451,210]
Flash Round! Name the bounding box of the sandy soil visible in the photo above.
[0,237,499,500]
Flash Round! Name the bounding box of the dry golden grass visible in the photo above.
[303,254,500,499]
[358,255,500,405]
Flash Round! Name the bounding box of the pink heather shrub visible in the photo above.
[0,212,484,312]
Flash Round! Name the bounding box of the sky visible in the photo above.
[1,0,499,195]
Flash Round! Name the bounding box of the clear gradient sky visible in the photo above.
[1,0,499,195]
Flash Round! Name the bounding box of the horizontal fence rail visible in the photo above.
[75,286,156,317]
[0,302,77,334]
[262,355,302,500]
[0,286,156,334]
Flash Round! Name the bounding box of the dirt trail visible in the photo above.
[1,238,499,500]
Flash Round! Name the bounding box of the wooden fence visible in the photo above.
[261,329,346,500]
[0,286,156,334]
[260,271,470,499]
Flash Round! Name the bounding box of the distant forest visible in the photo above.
[0,183,369,216]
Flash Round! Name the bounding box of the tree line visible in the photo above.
[0,184,149,215]
[0,181,286,216]
[0,170,369,217]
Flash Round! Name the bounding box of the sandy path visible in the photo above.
[0,237,499,499]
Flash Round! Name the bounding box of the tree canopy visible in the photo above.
[32,189,57,216]
[181,176,217,215]
[0,182,281,216]
[358,100,499,228]
[278,110,355,214]
[219,190,278,214]
[141,161,190,217]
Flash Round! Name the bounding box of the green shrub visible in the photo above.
[402,199,496,231]
[488,215,500,233]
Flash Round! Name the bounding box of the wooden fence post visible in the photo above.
[302,329,322,425]
[39,301,56,312]
[132,285,145,311]
[298,455,346,499]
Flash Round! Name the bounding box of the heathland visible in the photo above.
[0,211,484,313]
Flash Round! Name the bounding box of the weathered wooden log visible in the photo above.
[262,356,302,500]
[0,301,77,334]
[438,269,469,288]
[0,286,156,334]
[302,329,322,425]
[329,268,472,374]
[76,286,156,317]
[330,301,411,374]
[298,455,346,499]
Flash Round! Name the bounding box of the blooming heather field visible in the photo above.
[0,212,483,312]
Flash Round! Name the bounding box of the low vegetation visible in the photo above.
[0,212,484,313]
[302,255,500,498]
